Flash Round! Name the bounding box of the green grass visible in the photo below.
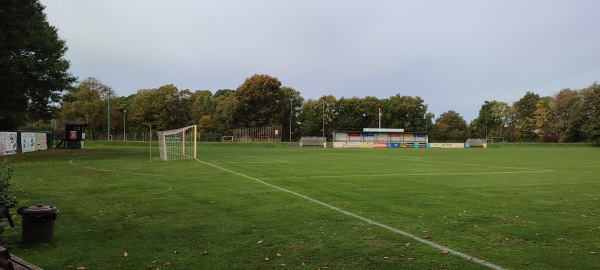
[1,142,599,269]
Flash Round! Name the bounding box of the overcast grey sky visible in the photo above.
[40,0,599,121]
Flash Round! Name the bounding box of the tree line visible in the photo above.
[58,76,600,143]
[2,1,599,143]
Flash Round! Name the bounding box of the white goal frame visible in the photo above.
[157,125,197,160]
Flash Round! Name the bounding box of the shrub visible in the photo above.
[0,160,17,235]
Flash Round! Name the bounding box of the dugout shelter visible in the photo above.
[333,128,428,148]
[63,121,87,149]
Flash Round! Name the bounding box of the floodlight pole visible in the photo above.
[123,109,127,141]
[289,99,293,142]
[322,98,325,137]
[107,93,111,140]
[378,108,381,129]
[484,100,489,142]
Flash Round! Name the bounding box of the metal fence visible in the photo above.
[232,125,282,142]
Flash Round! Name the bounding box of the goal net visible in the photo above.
[157,125,197,160]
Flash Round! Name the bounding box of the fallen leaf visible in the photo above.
[200,251,208,256]
[77,267,86,270]
[264,257,269,261]
[146,266,153,269]
[276,253,282,257]
[152,260,159,263]
[257,240,264,244]
[123,252,128,257]
[164,262,171,266]
[442,251,449,254]
[423,236,430,239]
[383,256,389,260]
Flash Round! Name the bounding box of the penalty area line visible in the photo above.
[195,158,507,270]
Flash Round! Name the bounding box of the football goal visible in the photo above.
[157,125,197,160]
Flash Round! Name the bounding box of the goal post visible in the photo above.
[157,125,197,160]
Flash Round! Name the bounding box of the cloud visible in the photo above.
[42,0,600,121]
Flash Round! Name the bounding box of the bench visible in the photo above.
[0,247,42,270]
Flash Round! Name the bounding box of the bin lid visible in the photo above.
[17,204,59,214]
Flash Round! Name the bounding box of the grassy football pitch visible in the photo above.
[2,142,599,269]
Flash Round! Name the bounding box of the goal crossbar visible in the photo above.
[157,125,197,160]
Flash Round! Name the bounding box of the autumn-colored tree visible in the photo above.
[60,77,116,139]
[233,74,286,128]
[581,82,600,142]
[533,97,557,141]
[513,92,541,141]
[553,88,584,142]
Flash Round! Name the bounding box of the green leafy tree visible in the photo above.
[0,0,76,130]
[334,97,368,131]
[513,92,541,141]
[381,94,427,131]
[581,82,600,142]
[489,101,510,140]
[213,89,234,99]
[60,77,115,139]
[233,74,286,128]
[470,100,510,141]
[553,88,585,142]
[432,110,468,142]
[298,95,336,139]
[190,90,215,123]
[281,86,304,142]
[214,94,238,133]
[0,161,16,235]
[533,96,557,141]
[128,85,191,131]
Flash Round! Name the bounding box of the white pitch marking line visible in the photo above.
[195,158,507,270]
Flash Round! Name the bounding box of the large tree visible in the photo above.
[533,96,557,141]
[513,92,541,141]
[0,0,76,130]
[432,110,468,142]
[233,74,286,128]
[553,88,585,142]
[60,77,115,139]
[581,82,600,142]
[281,86,304,142]
[127,85,191,131]
[298,95,336,139]
[381,94,428,132]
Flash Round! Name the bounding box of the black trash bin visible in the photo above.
[17,204,59,243]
